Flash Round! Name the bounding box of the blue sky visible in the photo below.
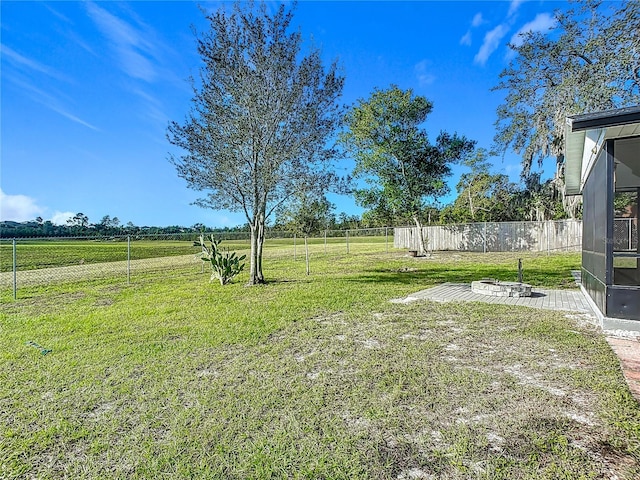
[1,0,561,228]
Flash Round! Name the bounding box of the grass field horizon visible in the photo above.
[2,248,639,478]
[0,234,392,273]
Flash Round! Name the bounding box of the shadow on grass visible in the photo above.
[347,265,577,289]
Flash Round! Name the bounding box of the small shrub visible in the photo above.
[194,234,246,285]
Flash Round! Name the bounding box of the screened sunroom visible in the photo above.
[565,106,640,322]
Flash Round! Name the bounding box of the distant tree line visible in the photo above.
[1,171,574,240]
[0,213,249,239]
[0,211,363,239]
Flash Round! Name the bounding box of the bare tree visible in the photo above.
[168,1,344,284]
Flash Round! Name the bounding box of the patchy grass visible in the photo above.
[1,250,638,479]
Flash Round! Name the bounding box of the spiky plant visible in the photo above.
[194,234,246,285]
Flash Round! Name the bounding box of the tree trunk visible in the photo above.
[413,215,429,256]
[248,224,259,284]
[248,218,266,285]
[256,216,265,283]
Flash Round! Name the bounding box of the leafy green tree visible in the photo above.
[66,213,89,234]
[67,213,89,227]
[336,212,360,230]
[614,191,638,217]
[99,215,111,227]
[97,215,122,234]
[493,0,640,218]
[42,220,55,236]
[341,85,475,254]
[124,221,136,235]
[443,174,515,223]
[452,149,514,222]
[168,1,344,284]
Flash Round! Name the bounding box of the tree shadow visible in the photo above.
[346,263,575,289]
[348,266,520,286]
[441,222,538,252]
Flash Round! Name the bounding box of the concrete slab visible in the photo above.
[393,283,594,314]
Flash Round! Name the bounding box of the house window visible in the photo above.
[613,137,640,286]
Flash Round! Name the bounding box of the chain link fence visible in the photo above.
[1,228,394,298]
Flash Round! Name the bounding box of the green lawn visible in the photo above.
[1,250,638,479]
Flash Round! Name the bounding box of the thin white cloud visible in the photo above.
[509,12,557,48]
[0,189,44,222]
[414,60,436,87]
[129,87,169,128]
[48,104,101,131]
[85,2,158,82]
[474,23,510,66]
[6,75,100,131]
[472,13,485,28]
[43,4,72,23]
[461,12,485,46]
[65,30,98,57]
[2,44,98,129]
[460,31,472,46]
[508,0,525,18]
[0,44,70,82]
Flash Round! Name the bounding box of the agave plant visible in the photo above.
[194,234,246,285]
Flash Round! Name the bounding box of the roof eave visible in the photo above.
[569,106,640,132]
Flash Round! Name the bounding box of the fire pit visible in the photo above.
[471,279,532,297]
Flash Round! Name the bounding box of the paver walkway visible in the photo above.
[392,282,640,403]
[391,282,594,313]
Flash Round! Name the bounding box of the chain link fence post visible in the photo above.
[385,227,389,253]
[127,235,131,285]
[12,238,17,300]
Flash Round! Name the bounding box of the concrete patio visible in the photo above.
[391,282,594,313]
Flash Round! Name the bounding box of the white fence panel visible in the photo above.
[394,220,582,253]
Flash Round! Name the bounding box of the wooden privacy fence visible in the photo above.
[394,220,582,253]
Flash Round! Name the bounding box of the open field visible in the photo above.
[1,250,639,479]
[0,235,390,273]
[0,236,391,293]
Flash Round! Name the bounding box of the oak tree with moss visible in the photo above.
[493,0,640,217]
